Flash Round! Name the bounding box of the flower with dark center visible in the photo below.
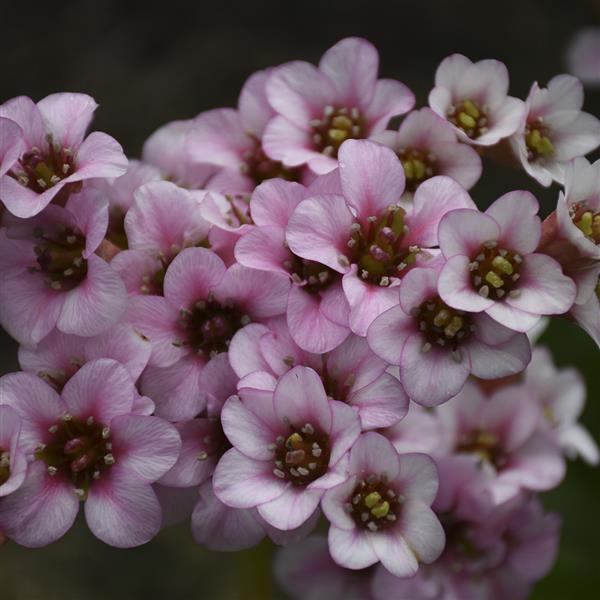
[241,138,301,185]
[468,242,523,302]
[447,99,490,140]
[311,106,364,158]
[397,147,437,192]
[348,474,402,533]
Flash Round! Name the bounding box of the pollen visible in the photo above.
[470,243,522,300]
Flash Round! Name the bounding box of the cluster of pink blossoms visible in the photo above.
[0,37,599,597]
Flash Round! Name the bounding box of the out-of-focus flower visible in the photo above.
[429,54,525,146]
[0,94,127,218]
[566,27,600,88]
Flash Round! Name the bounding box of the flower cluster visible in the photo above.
[0,37,598,597]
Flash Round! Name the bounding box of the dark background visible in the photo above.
[1,0,599,598]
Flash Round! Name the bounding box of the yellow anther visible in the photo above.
[444,316,464,338]
[476,431,498,446]
[433,309,451,328]
[364,491,382,508]
[286,433,304,449]
[526,129,554,156]
[371,500,390,518]
[458,112,477,129]
[462,100,480,119]
[331,115,353,129]
[526,129,541,148]
[491,256,514,275]
[403,160,414,179]
[485,271,504,289]
[575,211,593,237]
[412,159,426,180]
[536,136,554,155]
[328,129,349,143]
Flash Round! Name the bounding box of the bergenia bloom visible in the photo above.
[0,188,127,347]
[0,117,23,178]
[510,75,600,186]
[0,93,127,218]
[429,54,525,146]
[438,190,576,332]
[368,264,531,406]
[525,346,599,465]
[213,366,361,530]
[229,320,408,430]
[0,405,28,498]
[287,139,476,335]
[436,380,565,505]
[372,107,482,201]
[187,70,303,192]
[322,432,444,577]
[263,37,414,174]
[0,359,181,547]
[126,247,288,420]
[235,178,352,353]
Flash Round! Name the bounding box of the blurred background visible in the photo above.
[1,0,598,598]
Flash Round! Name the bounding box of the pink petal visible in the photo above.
[65,188,109,257]
[234,225,291,275]
[370,530,419,577]
[396,453,439,505]
[434,140,482,190]
[258,486,323,530]
[261,115,316,167]
[110,250,161,295]
[434,54,473,92]
[349,431,401,480]
[438,209,500,258]
[250,179,310,228]
[438,255,494,313]
[0,95,45,148]
[399,500,445,564]
[0,117,23,178]
[227,322,271,377]
[328,526,378,570]
[363,79,415,132]
[367,305,414,365]
[399,266,439,314]
[466,333,531,379]
[328,400,362,464]
[239,69,275,137]
[484,300,541,332]
[73,131,128,180]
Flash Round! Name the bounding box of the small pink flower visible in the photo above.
[0,405,28,498]
[263,37,414,174]
[526,346,598,465]
[229,320,408,430]
[436,380,565,505]
[287,139,476,335]
[372,108,482,201]
[368,264,531,406]
[0,94,127,218]
[438,190,576,332]
[187,70,305,191]
[0,188,127,347]
[322,432,444,577]
[429,54,525,146]
[235,177,352,353]
[510,75,600,186]
[566,27,600,88]
[213,366,361,530]
[0,359,181,547]
[126,247,288,419]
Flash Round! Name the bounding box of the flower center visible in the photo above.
[177,297,249,358]
[271,425,330,486]
[347,474,402,532]
[469,241,522,300]
[311,106,364,158]
[0,448,10,486]
[10,136,75,193]
[525,118,554,161]
[397,148,436,192]
[241,139,301,185]
[413,296,472,358]
[283,256,339,294]
[455,429,507,468]
[447,99,489,139]
[35,414,114,499]
[570,203,600,245]
[37,357,85,393]
[346,206,419,286]
[29,227,88,291]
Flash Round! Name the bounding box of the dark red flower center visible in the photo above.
[0,448,10,486]
[347,474,402,532]
[35,414,114,499]
[29,226,88,291]
[311,106,365,158]
[447,99,489,139]
[469,241,523,301]
[241,138,301,185]
[271,425,330,486]
[456,429,507,468]
[397,148,437,192]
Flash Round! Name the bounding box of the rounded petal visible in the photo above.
[399,500,445,564]
[438,255,493,313]
[438,209,500,258]
[328,526,378,570]
[349,431,401,480]
[257,486,323,530]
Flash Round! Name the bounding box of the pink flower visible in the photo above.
[322,432,444,577]
[0,188,127,347]
[126,247,288,420]
[17,324,152,395]
[213,366,361,530]
[0,117,24,179]
[0,359,181,547]
[372,108,482,201]
[235,177,352,353]
[187,70,304,192]
[525,346,598,465]
[263,37,414,174]
[0,405,28,498]
[566,27,600,88]
[229,320,408,430]
[368,264,531,406]
[570,279,600,347]
[510,75,600,186]
[438,190,576,332]
[429,54,525,146]
[287,139,476,335]
[436,380,565,505]
[0,94,127,218]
